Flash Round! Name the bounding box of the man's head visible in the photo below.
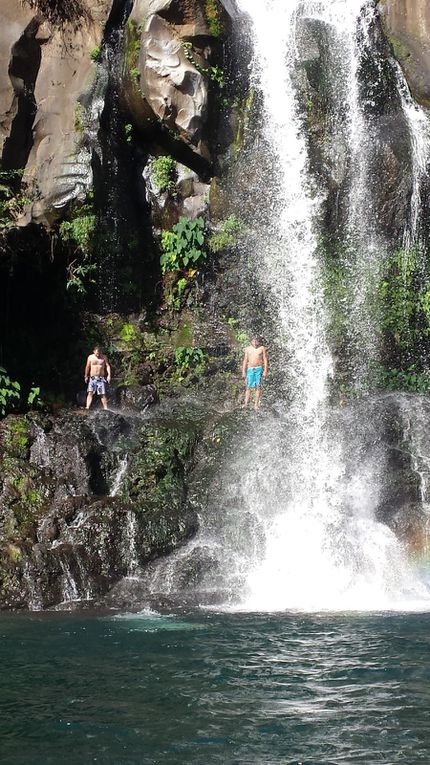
[251,335,261,348]
[93,346,102,357]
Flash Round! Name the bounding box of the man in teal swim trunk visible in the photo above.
[242,335,268,409]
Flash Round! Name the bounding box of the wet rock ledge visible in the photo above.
[0,406,208,609]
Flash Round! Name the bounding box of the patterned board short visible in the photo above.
[87,376,107,395]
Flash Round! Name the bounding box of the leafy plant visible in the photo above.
[209,65,225,87]
[0,367,20,418]
[124,123,133,143]
[0,168,28,235]
[60,214,96,253]
[227,317,248,344]
[152,156,177,193]
[205,0,222,36]
[376,247,430,358]
[166,276,188,311]
[130,67,140,83]
[160,217,206,273]
[174,347,205,380]
[208,215,243,253]
[182,42,225,89]
[66,261,97,294]
[374,365,430,394]
[27,386,43,410]
[126,18,142,70]
[74,103,85,133]
[60,207,97,294]
[120,322,138,345]
[90,45,102,62]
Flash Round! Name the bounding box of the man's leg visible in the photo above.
[101,395,108,410]
[254,385,261,410]
[243,385,252,407]
[85,391,93,410]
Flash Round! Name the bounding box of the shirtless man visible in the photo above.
[242,336,268,409]
[84,346,111,410]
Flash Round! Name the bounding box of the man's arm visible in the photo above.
[242,349,248,378]
[105,356,112,384]
[84,355,91,383]
[262,347,268,378]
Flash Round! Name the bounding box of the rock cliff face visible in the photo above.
[0,0,228,226]
[1,0,112,225]
[378,0,430,106]
[0,408,202,608]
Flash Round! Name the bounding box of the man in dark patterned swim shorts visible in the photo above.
[84,346,112,410]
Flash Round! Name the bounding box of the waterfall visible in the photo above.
[394,66,430,250]
[138,0,430,612]
[224,0,430,610]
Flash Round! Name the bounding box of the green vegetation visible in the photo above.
[322,256,350,344]
[27,387,43,410]
[124,123,133,143]
[320,240,430,395]
[126,18,142,73]
[205,0,222,36]
[388,34,411,63]
[59,198,97,295]
[166,277,188,311]
[90,45,102,62]
[120,322,138,345]
[182,42,225,89]
[208,215,243,253]
[60,214,96,253]
[374,365,430,394]
[0,368,20,418]
[9,475,45,529]
[117,321,142,387]
[0,168,30,237]
[130,67,140,83]
[152,156,177,193]
[0,373,43,420]
[174,347,205,380]
[74,103,85,133]
[377,248,428,352]
[227,317,248,344]
[160,217,206,273]
[4,418,29,459]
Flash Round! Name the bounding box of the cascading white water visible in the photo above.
[230,0,430,611]
[140,0,430,612]
[395,66,430,249]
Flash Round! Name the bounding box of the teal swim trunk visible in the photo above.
[246,366,263,388]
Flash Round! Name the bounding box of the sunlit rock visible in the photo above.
[378,0,430,106]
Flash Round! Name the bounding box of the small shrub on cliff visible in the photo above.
[152,156,177,193]
[74,104,85,134]
[0,168,29,238]
[90,45,102,63]
[174,347,205,380]
[60,209,97,295]
[205,0,222,36]
[160,217,206,273]
[60,215,96,253]
[25,0,91,27]
[0,367,20,418]
[373,364,430,394]
[208,215,243,253]
[377,248,430,355]
[4,418,29,458]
